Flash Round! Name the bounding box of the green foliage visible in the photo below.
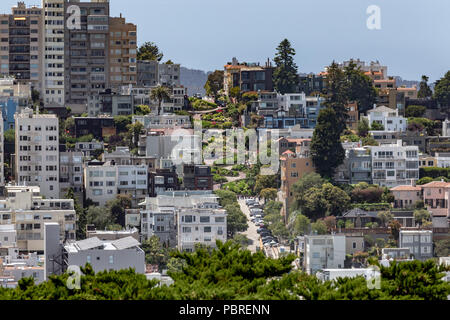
[142,236,172,269]
[85,206,115,231]
[4,128,14,143]
[114,115,132,134]
[370,121,385,131]
[357,118,370,137]
[134,104,152,115]
[106,195,132,227]
[229,86,241,99]
[311,220,328,235]
[273,39,299,94]
[311,108,345,179]
[204,70,224,98]
[377,210,394,227]
[417,76,433,99]
[137,41,163,61]
[254,175,278,195]
[408,117,438,135]
[214,190,248,237]
[190,97,217,111]
[292,213,311,236]
[434,239,450,257]
[413,209,431,226]
[420,167,450,179]
[260,188,278,202]
[405,105,426,118]
[150,86,171,116]
[351,186,384,204]
[291,173,325,211]
[343,61,377,113]
[434,70,450,106]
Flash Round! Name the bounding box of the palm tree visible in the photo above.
[150,86,171,116]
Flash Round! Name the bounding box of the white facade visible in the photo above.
[63,237,145,274]
[399,229,433,261]
[304,234,346,275]
[435,153,450,168]
[117,165,148,206]
[277,93,307,114]
[84,162,118,207]
[15,108,60,199]
[371,140,419,188]
[42,0,65,106]
[367,106,407,132]
[0,225,16,248]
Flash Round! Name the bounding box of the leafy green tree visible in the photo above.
[301,183,350,220]
[408,117,437,135]
[231,234,250,248]
[224,203,248,237]
[4,129,14,143]
[323,216,337,231]
[204,70,224,98]
[405,105,426,118]
[85,206,115,230]
[254,175,277,195]
[137,41,163,61]
[134,104,152,115]
[371,121,385,131]
[292,213,311,236]
[357,118,370,137]
[291,172,325,211]
[413,209,431,227]
[310,108,345,179]
[434,239,450,257]
[260,188,278,203]
[377,210,394,227]
[126,121,143,149]
[434,70,450,107]
[106,195,132,227]
[229,86,240,99]
[150,86,171,116]
[114,115,132,134]
[344,61,377,113]
[311,220,328,235]
[142,236,171,269]
[389,220,402,242]
[273,39,299,94]
[417,75,433,98]
[269,221,290,240]
[345,220,355,229]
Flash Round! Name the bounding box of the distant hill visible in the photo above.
[180,67,211,97]
[394,76,421,89]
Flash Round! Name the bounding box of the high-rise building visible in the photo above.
[64,0,110,114]
[15,107,60,199]
[42,0,65,107]
[0,2,44,93]
[109,15,137,89]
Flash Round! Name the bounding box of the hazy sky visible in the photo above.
[2,0,449,82]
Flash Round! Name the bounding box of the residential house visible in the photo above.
[304,234,346,275]
[74,116,115,140]
[391,185,422,209]
[223,58,274,94]
[436,153,450,168]
[182,165,213,191]
[366,106,407,132]
[399,229,433,261]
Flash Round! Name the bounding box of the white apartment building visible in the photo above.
[84,160,148,207]
[0,186,76,252]
[0,225,16,248]
[117,165,148,207]
[84,161,118,207]
[42,0,65,106]
[435,153,450,168]
[399,229,433,261]
[304,234,346,275]
[371,140,419,188]
[277,93,307,115]
[0,249,44,288]
[366,105,407,132]
[62,236,145,274]
[15,108,60,199]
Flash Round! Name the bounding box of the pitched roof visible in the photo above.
[421,181,450,188]
[369,105,396,113]
[391,185,422,191]
[343,208,378,218]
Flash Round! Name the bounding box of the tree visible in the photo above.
[377,210,394,227]
[301,183,350,220]
[323,62,349,134]
[357,118,370,137]
[106,195,132,227]
[142,236,171,269]
[150,86,171,116]
[273,39,299,94]
[434,70,450,107]
[260,188,277,203]
[137,41,163,61]
[310,108,345,179]
[370,121,385,131]
[126,121,143,149]
[292,212,311,236]
[229,86,240,99]
[31,88,40,104]
[114,115,132,134]
[231,234,250,248]
[389,220,402,242]
[85,206,115,230]
[291,173,325,212]
[351,186,384,204]
[254,175,277,195]
[434,239,450,257]
[413,209,431,227]
[405,105,426,118]
[344,61,377,113]
[204,70,224,98]
[224,203,248,237]
[4,129,14,143]
[323,216,337,231]
[417,75,433,98]
[134,104,152,115]
[311,220,328,235]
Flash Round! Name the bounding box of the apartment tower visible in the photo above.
[42,0,65,106]
[0,2,44,92]
[15,107,60,199]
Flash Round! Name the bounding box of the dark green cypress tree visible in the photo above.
[273,39,299,94]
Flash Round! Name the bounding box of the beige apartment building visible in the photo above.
[0,2,44,93]
[109,15,137,89]
[0,186,76,252]
[15,108,60,199]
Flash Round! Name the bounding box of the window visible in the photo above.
[200,216,210,223]
[109,255,114,264]
[352,242,356,249]
[87,255,91,263]
[215,217,225,223]
[182,227,191,233]
[204,227,212,233]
